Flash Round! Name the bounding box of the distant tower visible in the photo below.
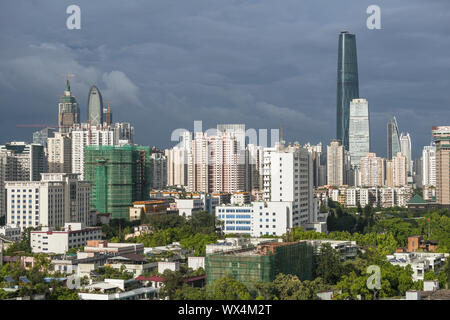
[58,77,80,133]
[87,85,104,126]
[337,31,359,151]
[387,117,401,160]
[103,103,113,126]
[400,132,412,175]
[348,98,370,168]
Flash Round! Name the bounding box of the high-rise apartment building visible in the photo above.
[348,98,370,167]
[5,173,90,231]
[304,143,323,187]
[392,152,407,187]
[149,152,167,190]
[217,124,246,151]
[71,125,118,180]
[400,133,412,175]
[336,31,359,150]
[58,79,80,133]
[385,160,393,187]
[360,153,385,187]
[0,142,46,182]
[327,140,345,186]
[166,147,188,187]
[387,117,401,160]
[32,128,56,147]
[87,85,104,126]
[422,144,436,187]
[113,122,135,145]
[432,126,450,205]
[188,132,244,193]
[263,142,314,227]
[47,132,72,173]
[245,144,264,192]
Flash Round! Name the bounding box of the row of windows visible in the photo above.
[11,194,39,198]
[10,200,39,203]
[225,226,251,231]
[217,209,252,213]
[10,210,39,214]
[259,225,277,229]
[226,220,251,225]
[10,206,39,210]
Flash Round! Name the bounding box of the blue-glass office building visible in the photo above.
[337,31,359,150]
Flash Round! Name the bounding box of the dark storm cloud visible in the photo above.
[0,0,449,158]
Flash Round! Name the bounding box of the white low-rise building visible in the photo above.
[175,199,204,218]
[50,251,107,276]
[216,201,293,237]
[30,222,101,254]
[205,237,278,254]
[78,278,158,300]
[305,239,358,260]
[158,261,180,274]
[387,252,448,281]
[188,256,205,270]
[0,224,21,241]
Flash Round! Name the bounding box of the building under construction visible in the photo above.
[84,145,151,220]
[205,241,315,285]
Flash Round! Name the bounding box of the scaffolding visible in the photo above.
[84,145,151,220]
[205,241,314,285]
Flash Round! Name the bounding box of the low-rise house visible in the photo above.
[0,224,21,241]
[124,225,151,240]
[2,256,36,270]
[135,274,206,290]
[304,240,358,260]
[188,257,205,270]
[78,278,158,300]
[106,253,156,277]
[387,252,448,281]
[84,240,144,256]
[50,251,108,276]
[158,261,179,274]
[408,235,438,252]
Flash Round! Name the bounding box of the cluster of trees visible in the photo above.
[322,200,450,253]
[96,265,134,281]
[0,255,79,300]
[3,228,33,256]
[159,272,330,301]
[126,212,219,256]
[159,241,446,300]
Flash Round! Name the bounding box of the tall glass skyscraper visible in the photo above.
[337,31,359,151]
[387,117,401,160]
[348,98,370,167]
[87,85,104,126]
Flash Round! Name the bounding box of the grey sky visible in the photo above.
[0,0,449,159]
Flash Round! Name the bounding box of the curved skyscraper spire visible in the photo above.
[387,117,401,160]
[87,85,104,126]
[337,31,359,151]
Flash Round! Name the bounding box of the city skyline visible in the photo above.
[1,1,449,159]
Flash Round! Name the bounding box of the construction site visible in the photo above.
[84,145,151,220]
[205,241,315,285]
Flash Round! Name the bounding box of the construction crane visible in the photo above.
[16,124,57,129]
